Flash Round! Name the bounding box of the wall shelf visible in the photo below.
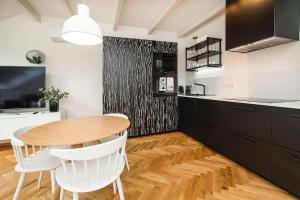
[186,37,222,71]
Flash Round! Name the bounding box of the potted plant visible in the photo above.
[39,86,69,112]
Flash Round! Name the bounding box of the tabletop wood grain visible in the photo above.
[21,116,130,146]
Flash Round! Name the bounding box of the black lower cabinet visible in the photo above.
[178,117,196,139]
[178,97,300,198]
[222,128,271,179]
[272,108,300,152]
[194,122,221,150]
[222,102,271,141]
[272,145,300,197]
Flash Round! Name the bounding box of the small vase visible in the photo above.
[49,100,59,112]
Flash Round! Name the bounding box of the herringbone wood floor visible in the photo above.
[0,132,297,200]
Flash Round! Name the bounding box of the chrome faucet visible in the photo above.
[194,82,206,96]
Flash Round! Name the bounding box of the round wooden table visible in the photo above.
[21,115,130,200]
[21,116,130,147]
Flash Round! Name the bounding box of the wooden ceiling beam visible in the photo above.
[147,0,184,34]
[112,0,125,31]
[177,5,225,38]
[14,0,41,22]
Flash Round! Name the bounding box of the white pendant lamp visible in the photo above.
[62,1,102,45]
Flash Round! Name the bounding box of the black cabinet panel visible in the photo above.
[222,128,271,179]
[178,97,222,152]
[222,102,271,141]
[195,123,222,152]
[178,117,195,138]
[195,99,221,126]
[272,145,300,197]
[272,108,300,152]
[178,97,196,119]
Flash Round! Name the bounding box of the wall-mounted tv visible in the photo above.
[0,66,46,110]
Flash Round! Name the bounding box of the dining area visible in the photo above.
[10,114,130,200]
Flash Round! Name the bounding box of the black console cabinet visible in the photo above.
[178,96,300,198]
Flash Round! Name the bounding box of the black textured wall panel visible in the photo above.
[103,37,178,137]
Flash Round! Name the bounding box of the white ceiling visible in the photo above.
[0,0,225,37]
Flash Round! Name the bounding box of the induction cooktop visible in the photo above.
[225,97,298,103]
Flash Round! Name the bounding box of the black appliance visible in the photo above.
[178,86,184,94]
[153,53,177,74]
[226,0,300,52]
[185,85,192,95]
[0,66,46,110]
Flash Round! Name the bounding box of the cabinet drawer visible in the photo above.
[272,145,300,197]
[195,123,222,152]
[195,99,221,126]
[178,117,196,139]
[222,128,271,179]
[272,108,300,152]
[178,97,196,119]
[222,102,271,141]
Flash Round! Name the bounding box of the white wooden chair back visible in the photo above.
[50,132,128,187]
[11,126,45,169]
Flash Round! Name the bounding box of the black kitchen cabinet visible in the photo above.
[222,102,271,142]
[222,128,271,179]
[195,99,221,126]
[272,108,300,152]
[178,97,196,119]
[178,96,300,198]
[272,144,300,197]
[178,97,221,151]
[178,116,196,139]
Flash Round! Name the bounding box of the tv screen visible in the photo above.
[0,66,46,110]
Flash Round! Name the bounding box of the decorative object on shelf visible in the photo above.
[26,50,46,64]
[159,77,167,91]
[166,77,174,92]
[39,86,69,112]
[186,37,222,71]
[62,0,102,45]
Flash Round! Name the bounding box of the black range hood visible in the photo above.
[226,0,300,53]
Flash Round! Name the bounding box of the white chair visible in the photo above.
[50,132,127,200]
[11,127,61,200]
[103,113,130,171]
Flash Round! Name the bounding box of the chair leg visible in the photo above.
[113,181,117,194]
[59,188,64,200]
[50,170,56,194]
[73,192,79,200]
[37,171,43,189]
[13,173,26,200]
[116,177,124,200]
[124,153,130,171]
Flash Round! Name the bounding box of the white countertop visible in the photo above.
[178,95,300,109]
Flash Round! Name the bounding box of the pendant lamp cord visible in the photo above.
[82,0,85,4]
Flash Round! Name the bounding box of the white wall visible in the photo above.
[179,15,300,100]
[0,15,102,117]
[0,15,177,118]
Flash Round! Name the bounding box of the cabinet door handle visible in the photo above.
[229,133,256,145]
[232,106,256,112]
[290,114,300,119]
[289,155,300,163]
